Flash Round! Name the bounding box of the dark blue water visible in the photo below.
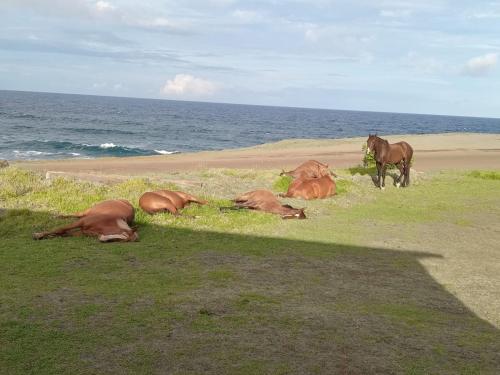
[1,90,499,160]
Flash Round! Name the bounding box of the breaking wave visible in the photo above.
[7,140,180,160]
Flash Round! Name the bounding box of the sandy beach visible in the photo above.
[12,133,500,179]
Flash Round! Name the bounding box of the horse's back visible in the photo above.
[398,141,413,160]
[387,141,413,163]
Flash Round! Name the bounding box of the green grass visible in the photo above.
[468,170,500,180]
[1,167,500,374]
[272,175,293,192]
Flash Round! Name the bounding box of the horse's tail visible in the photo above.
[405,143,414,168]
[404,143,414,186]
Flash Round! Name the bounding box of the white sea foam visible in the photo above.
[154,150,180,155]
[14,150,53,156]
[100,143,117,148]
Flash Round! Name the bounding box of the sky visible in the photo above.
[1,0,500,118]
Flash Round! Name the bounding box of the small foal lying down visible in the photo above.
[33,199,138,242]
[280,175,336,200]
[139,190,207,215]
[223,189,306,219]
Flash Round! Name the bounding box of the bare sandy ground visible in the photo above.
[13,133,500,178]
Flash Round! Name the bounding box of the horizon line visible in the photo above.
[1,88,499,121]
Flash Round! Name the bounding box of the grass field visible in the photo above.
[1,166,499,374]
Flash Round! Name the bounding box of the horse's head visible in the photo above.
[317,163,332,177]
[128,230,139,241]
[281,206,306,220]
[126,226,139,242]
[366,134,378,154]
[98,219,139,242]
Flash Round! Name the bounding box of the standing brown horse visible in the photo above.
[366,134,413,189]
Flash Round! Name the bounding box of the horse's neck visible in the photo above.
[374,138,388,154]
[275,205,295,215]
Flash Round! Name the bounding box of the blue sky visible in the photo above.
[1,0,500,117]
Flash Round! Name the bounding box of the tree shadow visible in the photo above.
[1,208,499,374]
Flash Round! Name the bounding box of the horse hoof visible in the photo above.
[380,186,385,191]
[396,182,401,188]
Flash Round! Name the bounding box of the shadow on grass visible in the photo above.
[1,208,499,375]
[348,165,406,188]
[347,165,377,176]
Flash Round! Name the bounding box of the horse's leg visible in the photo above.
[395,162,404,188]
[33,219,83,240]
[381,163,387,189]
[376,161,382,188]
[404,160,410,187]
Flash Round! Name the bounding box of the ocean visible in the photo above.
[1,90,499,160]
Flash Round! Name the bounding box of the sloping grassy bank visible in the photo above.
[1,167,499,374]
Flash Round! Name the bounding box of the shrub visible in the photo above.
[362,144,376,169]
[0,168,43,200]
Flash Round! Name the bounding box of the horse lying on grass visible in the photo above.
[139,190,207,215]
[33,199,138,242]
[57,199,134,223]
[280,175,336,200]
[280,160,336,179]
[366,134,413,189]
[221,189,306,219]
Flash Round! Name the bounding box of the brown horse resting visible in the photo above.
[33,199,138,242]
[366,134,413,189]
[280,160,336,179]
[58,199,135,223]
[222,189,306,219]
[139,190,207,215]
[280,175,336,200]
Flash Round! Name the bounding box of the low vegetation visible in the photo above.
[468,170,500,180]
[1,166,499,374]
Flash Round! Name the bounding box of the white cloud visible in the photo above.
[1,0,188,33]
[160,74,218,96]
[92,82,107,89]
[380,9,412,18]
[304,25,321,43]
[232,9,263,24]
[462,53,498,76]
[94,1,116,13]
[469,11,500,19]
[403,52,444,74]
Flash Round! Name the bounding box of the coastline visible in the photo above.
[11,133,500,178]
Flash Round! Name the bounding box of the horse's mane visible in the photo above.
[375,135,389,145]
